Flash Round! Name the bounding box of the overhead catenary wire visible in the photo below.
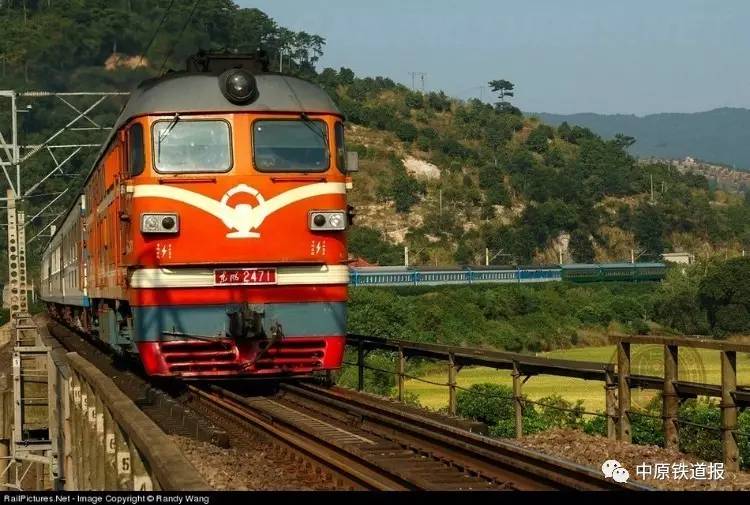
[159,0,202,74]
[137,0,178,68]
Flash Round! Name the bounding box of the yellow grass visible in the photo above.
[405,345,750,412]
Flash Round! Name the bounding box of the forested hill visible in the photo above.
[535,108,750,170]
[2,1,750,274]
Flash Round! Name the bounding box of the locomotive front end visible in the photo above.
[118,69,354,377]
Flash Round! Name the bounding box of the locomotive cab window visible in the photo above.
[152,119,232,173]
[253,120,329,172]
[128,123,145,177]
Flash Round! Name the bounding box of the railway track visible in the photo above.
[188,381,651,491]
[44,316,650,491]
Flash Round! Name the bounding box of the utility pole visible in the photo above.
[409,72,427,92]
[0,89,127,490]
[650,174,655,204]
[404,246,409,267]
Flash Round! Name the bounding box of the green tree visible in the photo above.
[393,120,418,143]
[698,258,750,334]
[478,165,509,206]
[653,263,709,334]
[526,124,554,153]
[613,133,636,149]
[633,205,665,260]
[385,158,426,213]
[404,90,424,109]
[488,79,514,105]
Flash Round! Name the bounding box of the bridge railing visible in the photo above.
[61,353,207,490]
[345,333,750,471]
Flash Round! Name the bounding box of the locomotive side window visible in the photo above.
[253,120,329,172]
[152,119,232,173]
[334,122,346,174]
[128,123,145,176]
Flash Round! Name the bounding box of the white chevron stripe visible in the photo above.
[130,182,346,238]
[129,265,350,288]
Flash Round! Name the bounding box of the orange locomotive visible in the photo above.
[40,54,357,378]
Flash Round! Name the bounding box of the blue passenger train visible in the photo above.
[349,263,666,287]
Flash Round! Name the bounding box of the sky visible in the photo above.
[238,0,750,116]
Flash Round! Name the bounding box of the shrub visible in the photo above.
[348,226,403,265]
[526,125,554,153]
[394,121,418,143]
[404,91,424,109]
[456,384,514,426]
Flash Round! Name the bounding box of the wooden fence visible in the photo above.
[346,334,750,471]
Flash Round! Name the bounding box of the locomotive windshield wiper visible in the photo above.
[281,76,330,152]
[299,111,329,152]
[157,113,181,162]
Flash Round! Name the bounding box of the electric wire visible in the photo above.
[159,0,202,74]
[137,0,177,67]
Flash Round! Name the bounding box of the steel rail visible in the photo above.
[280,383,652,491]
[187,385,416,491]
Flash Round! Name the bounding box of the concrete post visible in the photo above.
[103,408,117,490]
[0,440,8,490]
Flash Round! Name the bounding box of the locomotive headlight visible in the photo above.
[141,213,179,234]
[313,214,327,227]
[219,68,258,105]
[309,211,347,231]
[328,214,343,229]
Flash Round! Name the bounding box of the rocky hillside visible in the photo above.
[3,1,749,270]
[324,72,750,266]
[640,157,750,194]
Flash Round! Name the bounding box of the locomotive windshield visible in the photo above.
[253,120,329,172]
[153,119,232,173]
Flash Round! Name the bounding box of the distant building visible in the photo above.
[662,252,694,265]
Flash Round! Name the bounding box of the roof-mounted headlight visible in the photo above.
[219,69,258,105]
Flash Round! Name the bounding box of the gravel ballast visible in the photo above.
[172,435,340,490]
[517,428,750,490]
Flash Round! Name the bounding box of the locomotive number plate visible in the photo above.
[214,268,277,286]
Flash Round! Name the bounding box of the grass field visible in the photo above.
[405,345,750,412]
